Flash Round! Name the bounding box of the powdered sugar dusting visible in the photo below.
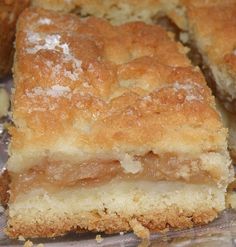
[172,82,203,102]
[27,32,41,43]
[26,34,69,54]
[26,31,82,81]
[172,82,196,91]
[142,95,152,102]
[38,18,52,25]
[64,70,79,81]
[26,85,71,98]
[47,85,71,97]
[87,63,95,72]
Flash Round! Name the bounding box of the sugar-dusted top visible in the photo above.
[9,7,227,172]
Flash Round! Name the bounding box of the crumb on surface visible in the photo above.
[37,244,44,247]
[95,234,104,243]
[129,219,150,239]
[23,240,33,247]
[18,235,25,241]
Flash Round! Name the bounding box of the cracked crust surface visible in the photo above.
[6,6,232,240]
[29,0,236,161]
[9,7,229,175]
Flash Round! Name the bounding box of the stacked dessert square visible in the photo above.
[6,7,233,238]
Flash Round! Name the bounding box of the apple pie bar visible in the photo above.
[5,7,233,238]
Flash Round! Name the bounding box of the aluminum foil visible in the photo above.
[1,78,236,247]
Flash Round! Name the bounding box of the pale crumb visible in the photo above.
[120,154,143,174]
[18,235,25,241]
[38,17,52,25]
[129,219,150,239]
[37,244,44,247]
[95,234,104,243]
[23,240,33,247]
[119,231,124,235]
[226,191,236,209]
[0,88,9,118]
[179,32,189,44]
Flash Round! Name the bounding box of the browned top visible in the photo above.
[186,0,236,79]
[0,0,29,77]
[9,7,228,173]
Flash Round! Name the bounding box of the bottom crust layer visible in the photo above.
[6,180,225,238]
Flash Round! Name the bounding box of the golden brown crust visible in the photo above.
[6,207,218,239]
[0,0,29,77]
[185,1,236,112]
[6,7,232,240]
[30,1,236,106]
[9,7,229,175]
[29,1,236,159]
[5,179,226,238]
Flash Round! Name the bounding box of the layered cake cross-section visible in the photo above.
[5,7,233,238]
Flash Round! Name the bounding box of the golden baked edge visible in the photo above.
[6,181,225,239]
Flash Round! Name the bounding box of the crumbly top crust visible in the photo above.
[186,0,236,76]
[9,7,227,172]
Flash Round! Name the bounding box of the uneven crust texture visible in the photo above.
[6,181,224,238]
[10,8,229,175]
[6,6,233,239]
[29,0,236,161]
[185,0,236,112]
[6,208,218,239]
[0,0,29,77]
[31,0,183,25]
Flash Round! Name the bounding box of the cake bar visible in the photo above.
[6,7,233,238]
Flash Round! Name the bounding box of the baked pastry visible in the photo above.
[30,0,182,25]
[30,0,236,162]
[6,7,233,238]
[184,1,236,113]
[0,0,29,78]
[182,1,236,163]
[30,1,236,110]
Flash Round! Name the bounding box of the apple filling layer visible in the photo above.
[9,152,226,201]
